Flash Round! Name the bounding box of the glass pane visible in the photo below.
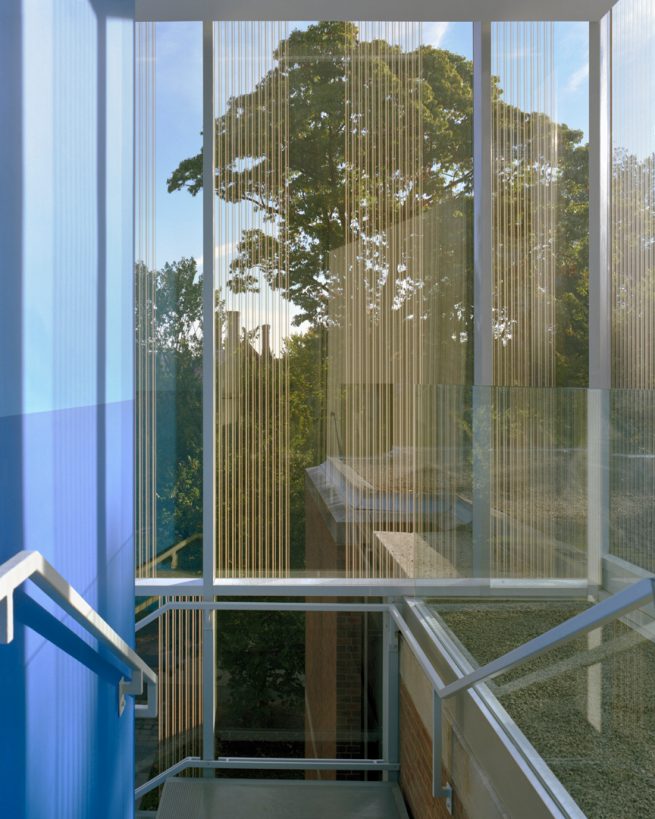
[429,598,655,819]
[489,387,587,579]
[198,20,475,579]
[135,597,203,812]
[215,609,383,776]
[135,22,203,578]
[611,0,655,391]
[609,0,655,571]
[491,22,589,389]
[610,390,655,571]
[414,385,588,581]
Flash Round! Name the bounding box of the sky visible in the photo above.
[151,20,592,284]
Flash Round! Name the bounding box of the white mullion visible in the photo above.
[202,19,216,766]
[588,16,611,594]
[473,21,492,579]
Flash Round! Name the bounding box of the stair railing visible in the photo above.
[0,550,157,717]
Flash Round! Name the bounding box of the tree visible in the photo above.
[168,22,591,388]
[135,257,203,564]
[168,21,474,327]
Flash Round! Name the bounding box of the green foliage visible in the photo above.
[555,128,590,387]
[136,257,204,550]
[168,22,593,386]
[168,22,474,327]
[286,329,328,566]
[218,611,305,721]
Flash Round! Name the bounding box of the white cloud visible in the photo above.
[216,242,238,259]
[566,63,589,94]
[423,22,450,48]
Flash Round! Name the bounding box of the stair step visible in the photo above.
[156,777,410,819]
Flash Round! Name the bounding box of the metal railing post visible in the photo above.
[382,607,400,782]
[432,691,453,812]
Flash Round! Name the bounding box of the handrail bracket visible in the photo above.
[119,670,144,717]
[0,594,13,645]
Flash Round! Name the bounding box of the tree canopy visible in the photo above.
[168,21,475,327]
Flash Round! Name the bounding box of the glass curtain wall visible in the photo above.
[488,22,589,579]
[135,23,204,811]
[205,21,474,580]
[136,19,596,586]
[610,0,655,572]
[131,12,655,818]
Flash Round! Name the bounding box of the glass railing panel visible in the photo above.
[135,596,203,812]
[413,385,474,580]
[414,385,589,583]
[215,608,383,777]
[428,597,655,818]
[610,389,655,573]
[488,387,588,579]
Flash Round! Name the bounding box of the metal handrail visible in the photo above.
[134,598,409,806]
[0,550,157,717]
[135,756,399,801]
[407,576,655,810]
[436,576,655,699]
[133,579,655,813]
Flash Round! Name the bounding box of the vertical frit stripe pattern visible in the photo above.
[158,598,203,774]
[492,21,557,387]
[135,22,157,578]
[135,27,204,787]
[214,22,290,577]
[612,0,655,389]
[489,24,582,579]
[327,23,423,577]
[610,0,655,571]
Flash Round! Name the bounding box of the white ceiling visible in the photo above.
[136,0,616,23]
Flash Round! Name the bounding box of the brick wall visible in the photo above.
[336,611,365,778]
[399,683,469,819]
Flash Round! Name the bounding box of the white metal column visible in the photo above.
[473,20,492,388]
[588,15,611,594]
[472,21,492,579]
[382,609,400,782]
[202,18,217,768]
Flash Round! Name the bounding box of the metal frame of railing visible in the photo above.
[411,576,655,810]
[0,550,157,717]
[135,599,401,805]
[135,577,655,815]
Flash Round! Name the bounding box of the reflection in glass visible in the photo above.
[135,598,203,812]
[609,0,655,572]
[135,22,203,578]
[216,610,382,776]
[431,598,655,819]
[204,21,474,578]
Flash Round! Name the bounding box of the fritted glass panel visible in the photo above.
[414,386,588,581]
[609,0,655,572]
[611,0,655,390]
[429,599,655,818]
[215,609,383,773]
[491,22,589,388]
[610,390,655,571]
[135,596,203,812]
[199,21,474,578]
[135,22,203,578]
